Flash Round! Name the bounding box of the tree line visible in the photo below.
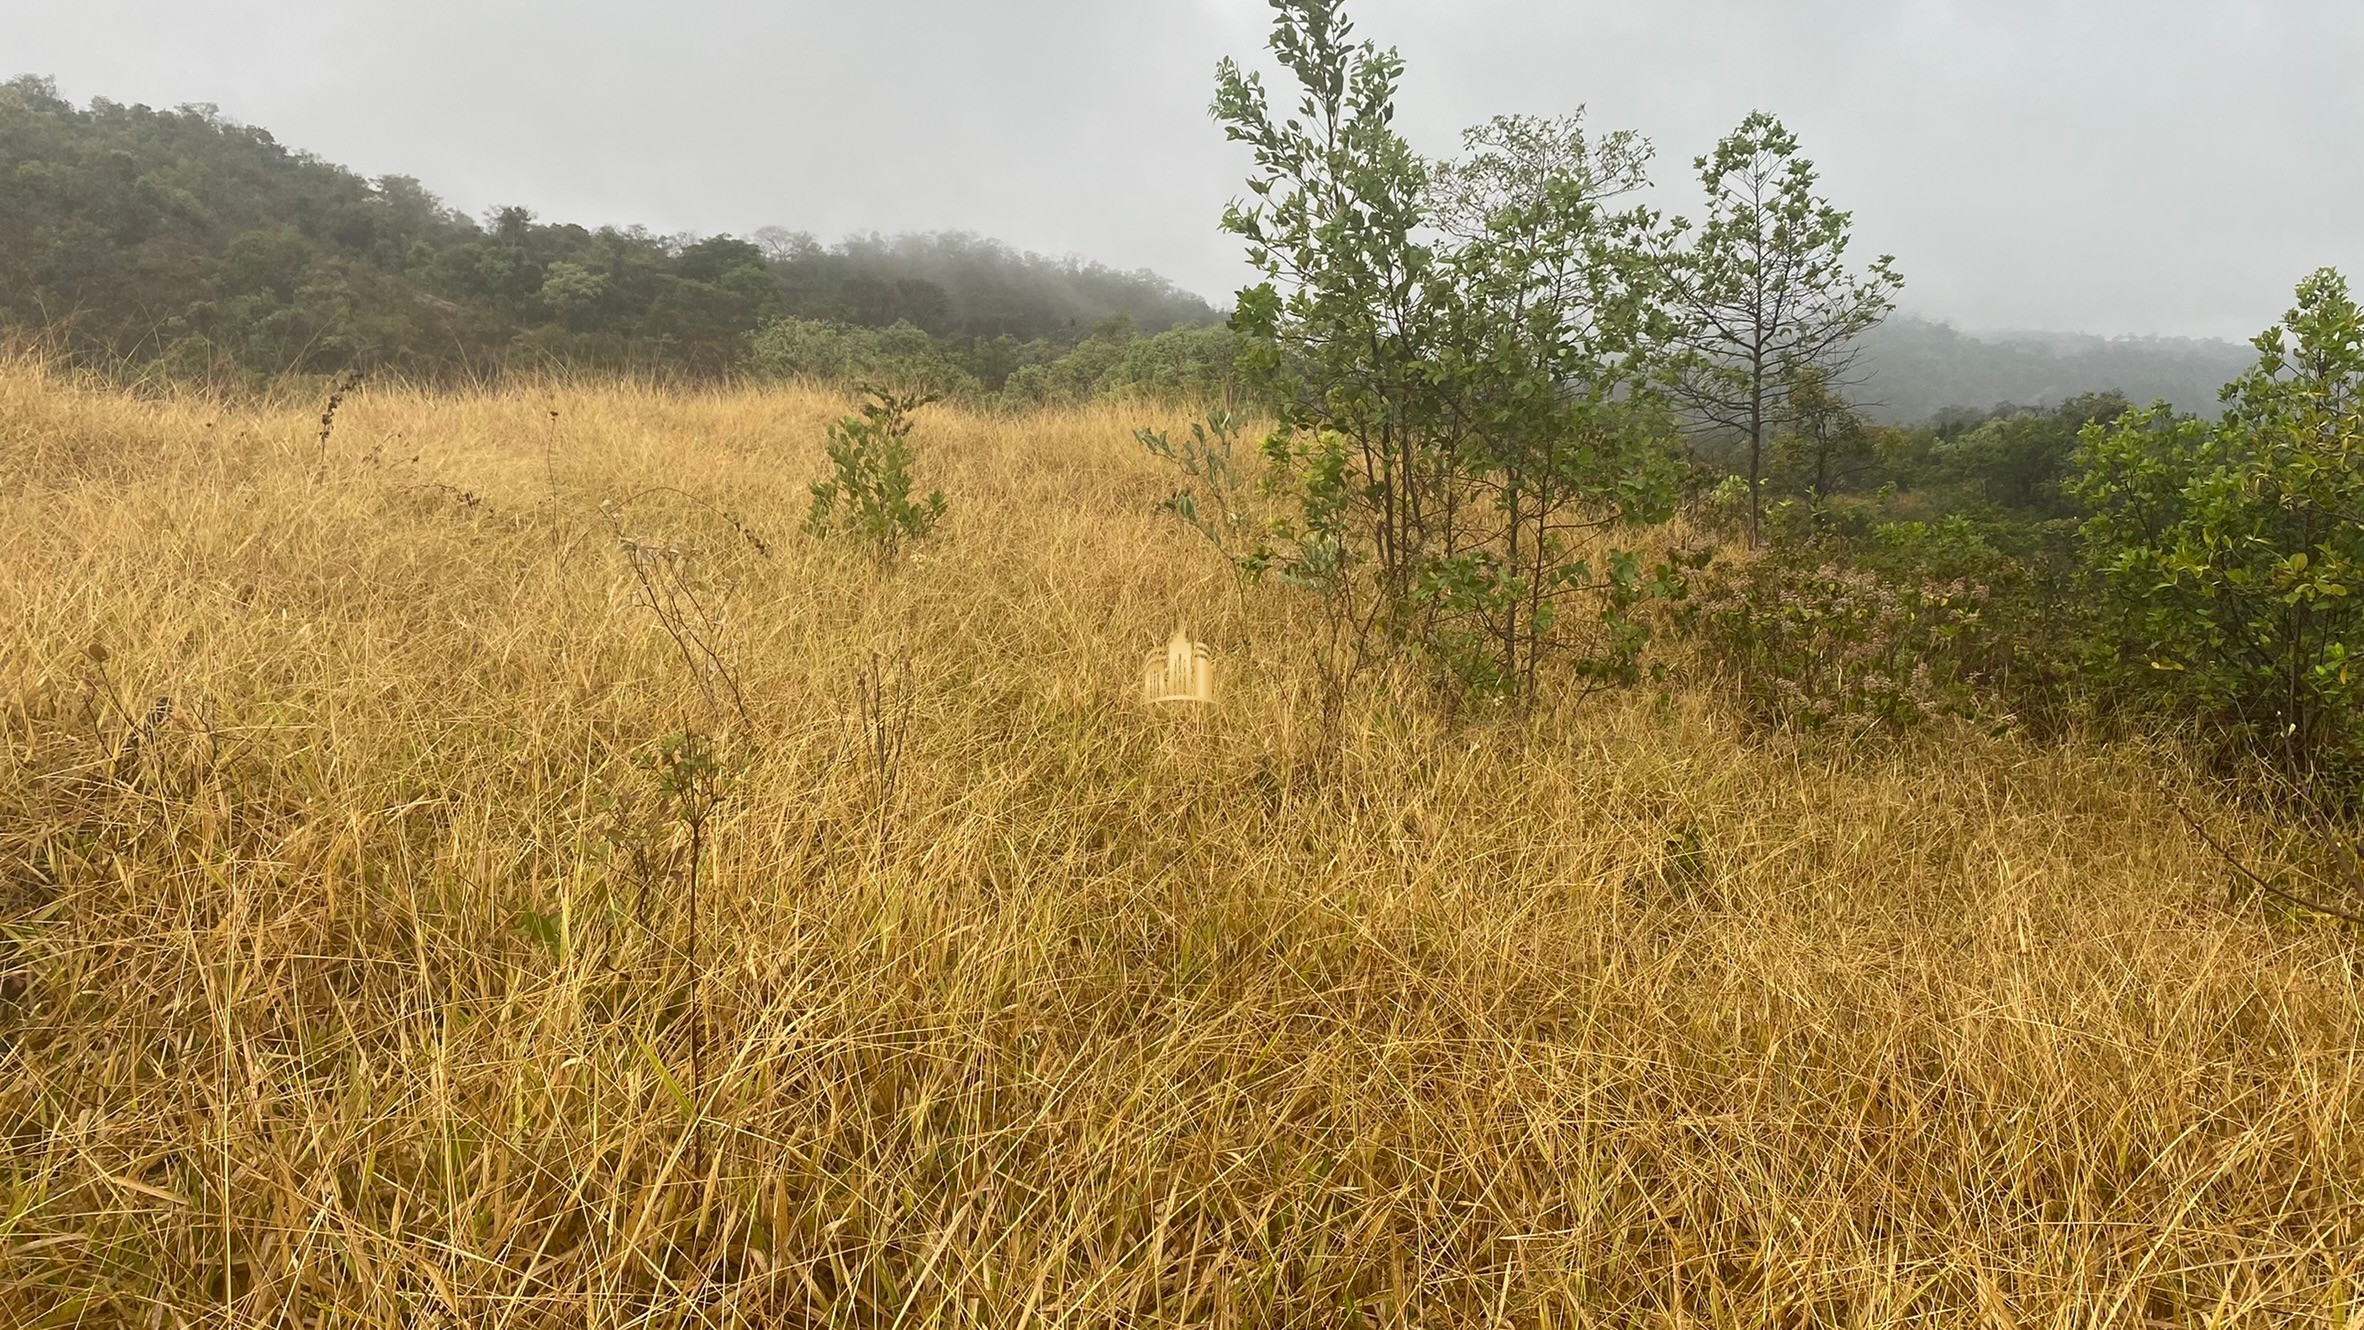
[0,75,1219,386]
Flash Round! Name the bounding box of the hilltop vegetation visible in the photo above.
[0,75,1219,384]
[1860,315,2256,423]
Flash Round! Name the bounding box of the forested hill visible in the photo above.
[1857,316,2255,423]
[0,75,2269,417]
[0,76,1220,382]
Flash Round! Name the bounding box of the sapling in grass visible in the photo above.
[641,728,726,1158]
[1136,409,1267,576]
[806,388,946,565]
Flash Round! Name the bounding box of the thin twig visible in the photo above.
[2165,786,2364,928]
[607,518,755,736]
[857,652,913,853]
[605,486,772,558]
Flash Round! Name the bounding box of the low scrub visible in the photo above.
[1690,506,2089,735]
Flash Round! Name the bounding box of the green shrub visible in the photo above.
[748,319,980,397]
[1920,393,2130,517]
[998,324,1243,410]
[2073,269,2364,790]
[1692,507,2089,734]
[1097,326,1244,403]
[1694,535,1991,733]
[805,389,946,564]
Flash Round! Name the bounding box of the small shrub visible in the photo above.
[806,389,946,565]
[1691,498,2099,736]
[747,319,980,397]
[1694,539,1992,733]
[1136,410,1267,573]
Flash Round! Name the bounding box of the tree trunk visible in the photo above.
[1747,381,1765,548]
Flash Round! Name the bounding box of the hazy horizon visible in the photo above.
[14,0,2360,343]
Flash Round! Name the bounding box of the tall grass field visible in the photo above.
[1,360,2359,1326]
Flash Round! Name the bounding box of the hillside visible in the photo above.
[1,362,2356,1323]
[0,77,1220,382]
[2,75,2297,428]
[1859,315,2257,422]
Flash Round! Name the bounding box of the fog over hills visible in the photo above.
[1856,316,2258,424]
[0,74,2281,416]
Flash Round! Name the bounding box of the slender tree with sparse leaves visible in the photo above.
[1214,0,1440,677]
[1657,111,1901,545]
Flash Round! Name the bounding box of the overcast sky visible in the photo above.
[9,0,2359,340]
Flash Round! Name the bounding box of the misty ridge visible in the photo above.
[745,229,1218,342]
[0,72,2258,423]
[1859,316,2254,424]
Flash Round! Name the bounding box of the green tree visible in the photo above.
[1424,114,1685,698]
[1208,0,1683,707]
[1214,0,1441,665]
[2074,269,2364,786]
[1769,365,1889,502]
[1925,392,2128,515]
[1657,111,1901,545]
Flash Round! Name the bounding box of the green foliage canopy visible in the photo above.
[2074,269,2364,786]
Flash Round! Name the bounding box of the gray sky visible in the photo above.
[9,0,2360,339]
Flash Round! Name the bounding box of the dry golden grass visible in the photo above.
[0,358,2359,1327]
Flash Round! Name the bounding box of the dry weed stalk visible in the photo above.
[605,507,754,736]
[600,502,766,1179]
[311,368,364,477]
[854,650,914,853]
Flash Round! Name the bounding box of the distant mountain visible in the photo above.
[1857,316,2257,424]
